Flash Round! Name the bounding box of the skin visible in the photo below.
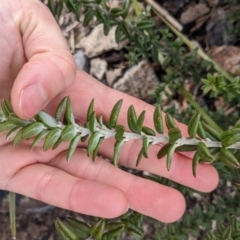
[0,0,219,223]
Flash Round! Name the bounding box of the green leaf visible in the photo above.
[87,99,94,122]
[109,99,123,129]
[55,218,79,240]
[142,137,151,158]
[167,144,177,171]
[197,122,206,139]
[122,0,130,18]
[157,143,171,159]
[0,121,16,133]
[55,0,64,19]
[9,113,31,126]
[121,21,132,40]
[136,19,155,30]
[165,113,177,130]
[37,111,59,128]
[31,130,49,150]
[153,105,164,134]
[47,0,55,15]
[82,0,96,3]
[113,139,125,166]
[61,124,77,141]
[121,219,144,238]
[81,134,89,142]
[65,217,90,239]
[97,114,103,126]
[83,9,95,27]
[110,7,124,17]
[88,112,96,132]
[115,24,123,44]
[64,98,75,125]
[13,128,25,146]
[168,127,182,144]
[87,132,101,157]
[55,96,68,121]
[127,105,138,133]
[6,126,20,140]
[115,125,125,141]
[67,134,81,162]
[141,126,155,136]
[197,142,215,162]
[192,152,201,177]
[95,6,106,23]
[220,148,240,169]
[90,219,104,236]
[202,121,221,140]
[1,99,13,117]
[103,19,111,36]
[136,148,144,167]
[175,144,197,152]
[136,110,146,134]
[222,226,232,239]
[92,137,104,161]
[22,122,45,139]
[52,137,63,150]
[188,112,201,138]
[43,128,61,151]
[92,219,106,240]
[221,128,240,148]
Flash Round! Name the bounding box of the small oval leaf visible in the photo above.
[153,105,164,134]
[55,96,68,121]
[43,128,61,151]
[188,112,201,138]
[136,110,146,135]
[61,124,77,141]
[67,134,81,162]
[23,122,45,139]
[127,105,137,133]
[109,99,123,129]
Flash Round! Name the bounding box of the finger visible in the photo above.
[49,149,186,223]
[1,146,127,218]
[47,70,219,191]
[86,137,218,193]
[10,0,76,119]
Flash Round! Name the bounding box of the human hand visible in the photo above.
[0,0,76,119]
[0,0,219,224]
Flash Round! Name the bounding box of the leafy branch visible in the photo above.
[1,97,240,179]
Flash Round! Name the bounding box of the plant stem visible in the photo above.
[146,0,235,82]
[178,86,223,134]
[9,192,16,239]
[131,0,142,15]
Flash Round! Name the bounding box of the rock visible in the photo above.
[206,8,236,46]
[206,0,219,7]
[73,50,86,70]
[75,24,126,57]
[106,68,123,86]
[113,61,159,102]
[208,45,240,76]
[90,58,108,80]
[180,3,210,24]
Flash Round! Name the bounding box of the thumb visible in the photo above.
[11,0,76,119]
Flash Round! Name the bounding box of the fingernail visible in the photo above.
[20,84,47,119]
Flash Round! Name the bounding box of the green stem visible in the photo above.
[146,0,235,82]
[131,0,142,15]
[9,192,16,239]
[179,86,223,134]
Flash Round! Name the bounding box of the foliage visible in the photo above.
[4,0,239,239]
